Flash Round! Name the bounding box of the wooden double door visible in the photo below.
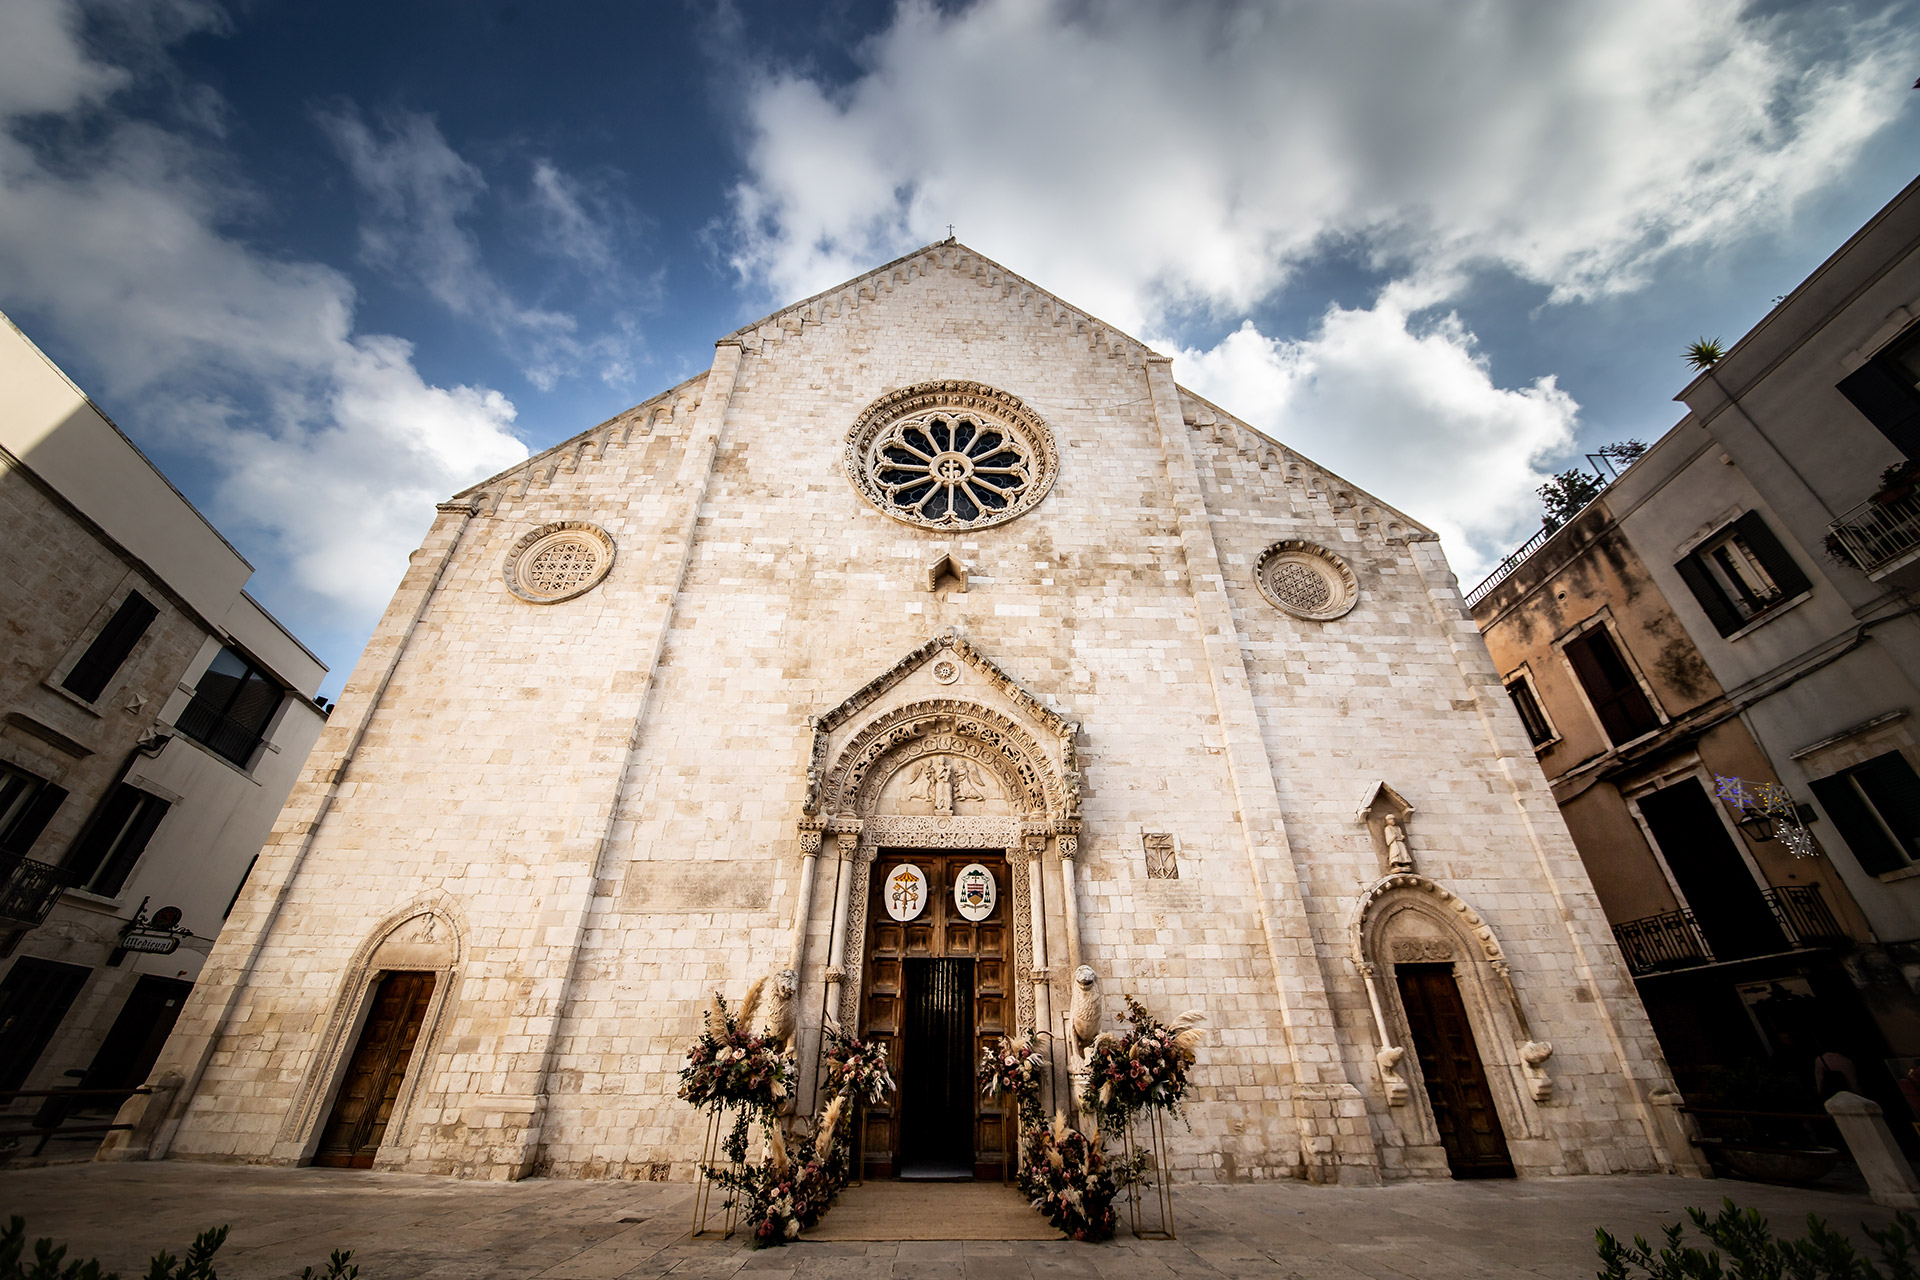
[1396,964,1514,1178]
[314,970,436,1169]
[861,851,1009,1179]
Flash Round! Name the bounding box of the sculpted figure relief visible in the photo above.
[1382,814,1414,874]
[904,755,988,815]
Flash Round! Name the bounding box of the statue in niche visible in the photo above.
[905,755,988,815]
[1383,813,1414,873]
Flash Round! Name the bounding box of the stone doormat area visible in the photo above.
[802,1179,1057,1240]
[0,1163,1900,1279]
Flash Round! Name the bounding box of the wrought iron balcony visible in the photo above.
[1827,488,1920,576]
[1612,884,1849,977]
[1613,908,1713,974]
[0,854,77,928]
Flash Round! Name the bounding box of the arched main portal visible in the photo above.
[800,636,1080,1180]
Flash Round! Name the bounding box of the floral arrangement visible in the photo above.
[821,1024,895,1106]
[677,980,796,1112]
[1080,996,1206,1132]
[1017,1112,1146,1242]
[979,1032,1048,1126]
[704,1096,854,1247]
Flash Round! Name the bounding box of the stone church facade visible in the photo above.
[125,242,1689,1185]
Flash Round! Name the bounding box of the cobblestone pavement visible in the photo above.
[0,1163,1894,1279]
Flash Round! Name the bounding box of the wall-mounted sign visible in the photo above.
[954,862,997,921]
[118,932,180,956]
[884,864,928,921]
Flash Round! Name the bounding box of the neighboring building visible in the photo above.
[1470,173,1920,1128]
[131,241,1687,1185]
[0,313,327,1125]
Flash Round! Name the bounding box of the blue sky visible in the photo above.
[1,0,1916,696]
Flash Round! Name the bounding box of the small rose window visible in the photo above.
[1255,541,1358,621]
[503,522,616,603]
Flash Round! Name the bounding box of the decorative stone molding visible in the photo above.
[1143,832,1179,880]
[1254,540,1358,621]
[1390,937,1454,963]
[1356,781,1417,876]
[502,521,615,604]
[802,633,1082,821]
[845,380,1059,531]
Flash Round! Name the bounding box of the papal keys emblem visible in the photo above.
[953,862,997,922]
[885,864,927,922]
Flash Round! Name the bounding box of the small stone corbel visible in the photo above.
[1376,1046,1411,1107]
[1519,1040,1554,1102]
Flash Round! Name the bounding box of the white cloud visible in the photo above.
[725,0,1913,572]
[0,0,528,632]
[1166,297,1578,577]
[318,106,590,390]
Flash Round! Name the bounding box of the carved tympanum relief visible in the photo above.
[846,381,1059,531]
[503,521,616,604]
[1255,540,1358,621]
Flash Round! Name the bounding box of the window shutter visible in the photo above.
[1732,511,1810,599]
[1565,629,1661,745]
[93,794,169,899]
[0,784,66,858]
[1838,362,1920,457]
[1852,752,1920,861]
[61,592,158,703]
[1674,553,1744,637]
[1809,773,1906,876]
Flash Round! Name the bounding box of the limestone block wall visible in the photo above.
[154,242,1680,1184]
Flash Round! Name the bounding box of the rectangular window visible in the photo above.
[175,647,283,768]
[1809,750,1920,877]
[60,591,158,703]
[1564,626,1662,746]
[1504,677,1554,746]
[1838,323,1920,459]
[64,784,169,898]
[1674,512,1811,636]
[0,763,67,859]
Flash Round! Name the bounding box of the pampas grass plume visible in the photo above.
[738,976,767,1029]
[768,1121,789,1173]
[705,991,725,1030]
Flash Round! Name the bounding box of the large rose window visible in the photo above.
[846,381,1058,531]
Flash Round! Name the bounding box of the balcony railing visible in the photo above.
[1614,909,1713,974]
[174,700,265,768]
[1767,883,1847,947]
[1827,488,1920,575]
[1465,525,1555,608]
[0,855,77,928]
[1613,884,1849,977]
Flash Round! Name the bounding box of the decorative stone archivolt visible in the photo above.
[1255,540,1358,621]
[279,899,465,1158]
[846,381,1059,531]
[1349,874,1555,1108]
[502,521,616,604]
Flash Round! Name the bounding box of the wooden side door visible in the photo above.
[861,851,1008,1179]
[314,970,436,1168]
[1396,964,1515,1178]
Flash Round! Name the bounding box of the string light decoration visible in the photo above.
[1713,774,1820,859]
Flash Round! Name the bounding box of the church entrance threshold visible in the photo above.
[899,958,974,1179]
[861,851,1010,1181]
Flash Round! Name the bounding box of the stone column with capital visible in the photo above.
[1057,830,1082,973]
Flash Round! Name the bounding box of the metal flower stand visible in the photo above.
[1122,1108,1175,1240]
[690,1104,740,1240]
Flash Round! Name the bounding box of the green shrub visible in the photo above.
[1597,1199,1920,1280]
[0,1217,357,1280]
